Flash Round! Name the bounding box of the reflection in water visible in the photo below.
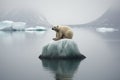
[41,59,84,80]
[0,31,46,45]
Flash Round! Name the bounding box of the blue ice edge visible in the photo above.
[39,39,86,59]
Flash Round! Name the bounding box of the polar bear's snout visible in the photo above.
[52,27,54,30]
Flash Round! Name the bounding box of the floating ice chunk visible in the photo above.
[0,27,15,31]
[12,22,26,30]
[0,20,26,31]
[96,27,119,33]
[25,30,46,35]
[35,26,46,30]
[0,20,13,30]
[39,39,86,59]
[2,20,14,24]
[25,27,35,31]
[25,26,46,31]
[0,20,46,31]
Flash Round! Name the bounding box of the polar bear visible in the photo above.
[52,25,73,41]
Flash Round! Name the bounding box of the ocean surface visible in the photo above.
[0,27,120,80]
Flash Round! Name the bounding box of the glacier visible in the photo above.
[39,39,86,59]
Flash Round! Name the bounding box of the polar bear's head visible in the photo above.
[52,25,59,32]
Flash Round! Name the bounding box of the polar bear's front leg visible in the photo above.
[53,32,62,41]
[53,38,59,41]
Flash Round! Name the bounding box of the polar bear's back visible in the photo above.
[58,26,72,32]
[65,30,73,39]
[58,26,73,39]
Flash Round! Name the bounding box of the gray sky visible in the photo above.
[0,0,115,25]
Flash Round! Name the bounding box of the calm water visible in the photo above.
[0,27,120,80]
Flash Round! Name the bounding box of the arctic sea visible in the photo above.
[0,27,120,80]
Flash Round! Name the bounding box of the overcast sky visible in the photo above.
[0,0,115,25]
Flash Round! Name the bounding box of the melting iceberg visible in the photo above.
[25,26,46,31]
[12,22,26,30]
[0,20,46,31]
[39,39,86,59]
[96,27,119,33]
[0,20,26,31]
[0,20,13,30]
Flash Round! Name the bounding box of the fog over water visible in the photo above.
[0,0,114,25]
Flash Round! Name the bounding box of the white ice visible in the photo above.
[12,22,26,30]
[25,26,46,31]
[40,39,85,59]
[96,27,119,33]
[0,20,46,31]
[0,20,13,30]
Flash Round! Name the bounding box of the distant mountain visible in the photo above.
[72,3,120,29]
[84,8,120,28]
[0,9,51,27]
[89,4,120,40]
[71,3,120,40]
